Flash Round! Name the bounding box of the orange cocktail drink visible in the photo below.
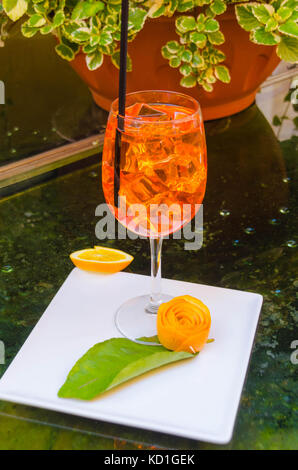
[102,93,207,238]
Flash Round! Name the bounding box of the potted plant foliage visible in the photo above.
[1,0,297,119]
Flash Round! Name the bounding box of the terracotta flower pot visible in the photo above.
[70,6,280,120]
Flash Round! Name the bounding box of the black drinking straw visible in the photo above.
[114,0,129,207]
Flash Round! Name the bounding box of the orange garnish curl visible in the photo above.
[157,295,211,354]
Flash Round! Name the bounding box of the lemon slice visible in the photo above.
[70,246,133,273]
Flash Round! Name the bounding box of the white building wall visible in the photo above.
[256,62,297,141]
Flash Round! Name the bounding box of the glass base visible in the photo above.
[115,294,173,345]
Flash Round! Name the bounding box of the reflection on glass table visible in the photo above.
[0,31,107,167]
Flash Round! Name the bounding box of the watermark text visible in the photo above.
[95,199,203,250]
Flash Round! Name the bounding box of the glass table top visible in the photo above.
[0,103,297,450]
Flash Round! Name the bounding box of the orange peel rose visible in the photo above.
[157,295,211,354]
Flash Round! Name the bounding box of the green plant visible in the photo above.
[0,0,297,92]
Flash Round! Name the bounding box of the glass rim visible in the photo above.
[110,89,202,125]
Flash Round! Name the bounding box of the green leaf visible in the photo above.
[210,0,226,15]
[71,1,104,21]
[90,35,100,47]
[58,337,193,400]
[181,49,192,62]
[33,1,49,14]
[21,23,39,37]
[276,6,293,22]
[188,42,197,53]
[105,13,117,27]
[272,115,282,126]
[204,18,219,33]
[205,67,216,83]
[196,13,205,24]
[128,7,147,32]
[27,13,46,27]
[70,27,91,43]
[282,0,298,10]
[215,64,231,83]
[91,15,101,29]
[202,81,213,92]
[177,0,194,12]
[278,20,298,38]
[102,43,116,55]
[251,26,280,45]
[83,43,97,54]
[40,23,54,34]
[86,50,104,70]
[52,10,65,27]
[101,24,116,35]
[283,89,293,102]
[98,31,113,46]
[209,49,225,65]
[26,2,35,14]
[235,4,262,32]
[265,17,278,32]
[176,15,196,34]
[180,74,197,87]
[169,56,181,67]
[212,48,226,63]
[3,0,27,21]
[61,35,80,54]
[191,50,205,68]
[189,31,207,47]
[208,30,225,44]
[167,0,178,15]
[251,4,274,24]
[196,20,205,32]
[111,50,132,71]
[161,45,174,59]
[62,22,81,41]
[166,40,181,53]
[277,35,298,62]
[55,43,75,61]
[180,63,192,75]
[148,3,166,18]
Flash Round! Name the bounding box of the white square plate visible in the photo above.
[0,269,262,444]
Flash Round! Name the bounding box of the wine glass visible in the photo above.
[102,90,207,344]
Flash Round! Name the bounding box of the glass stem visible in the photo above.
[146,237,163,314]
